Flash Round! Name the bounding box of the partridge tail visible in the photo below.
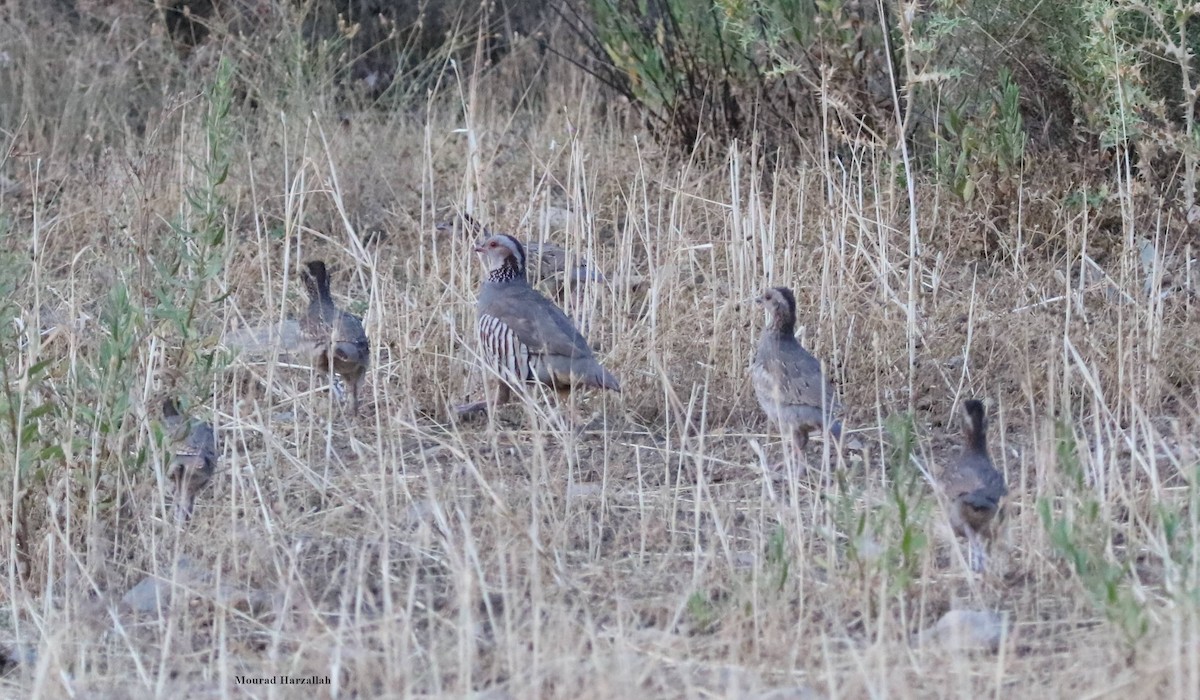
[827,419,866,451]
[593,366,621,392]
[960,489,1002,514]
[334,340,369,368]
[549,355,620,393]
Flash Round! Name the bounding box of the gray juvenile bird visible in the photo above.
[942,399,1008,572]
[457,233,620,416]
[524,239,607,299]
[162,399,217,523]
[750,287,845,469]
[300,260,370,415]
[437,213,605,299]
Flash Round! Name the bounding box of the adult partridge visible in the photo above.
[162,399,218,523]
[300,260,370,414]
[750,287,844,469]
[458,233,620,416]
[942,399,1008,572]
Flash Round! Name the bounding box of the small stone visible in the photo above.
[121,558,211,614]
[403,499,438,526]
[913,609,1008,652]
[757,685,824,700]
[566,482,603,499]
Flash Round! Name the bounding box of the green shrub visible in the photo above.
[1039,421,1149,647]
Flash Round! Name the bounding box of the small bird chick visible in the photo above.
[941,399,1008,572]
[162,399,217,523]
[436,213,606,301]
[750,287,845,471]
[524,239,607,300]
[457,233,620,417]
[300,260,370,415]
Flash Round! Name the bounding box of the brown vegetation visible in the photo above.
[0,1,1198,698]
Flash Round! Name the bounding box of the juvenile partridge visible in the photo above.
[300,260,370,414]
[750,287,844,468]
[458,233,620,416]
[942,399,1008,572]
[162,399,217,523]
[438,213,605,299]
[524,239,607,298]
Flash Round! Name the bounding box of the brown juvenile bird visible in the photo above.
[162,399,217,523]
[750,287,845,469]
[300,260,370,414]
[457,233,620,416]
[941,400,1008,572]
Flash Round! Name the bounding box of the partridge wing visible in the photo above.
[755,338,836,409]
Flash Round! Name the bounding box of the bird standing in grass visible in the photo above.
[437,213,606,300]
[941,399,1008,572]
[300,260,370,415]
[750,287,845,471]
[457,233,620,417]
[162,399,217,523]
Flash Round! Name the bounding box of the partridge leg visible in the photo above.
[455,401,488,418]
[769,424,810,476]
[553,386,593,434]
[348,371,364,416]
[330,375,347,403]
[966,528,989,573]
[455,380,512,419]
[170,469,190,523]
[791,425,811,454]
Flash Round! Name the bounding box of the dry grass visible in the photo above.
[1,4,1200,699]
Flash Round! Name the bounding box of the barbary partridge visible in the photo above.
[750,287,845,469]
[162,398,218,523]
[941,399,1008,572]
[300,260,370,415]
[458,233,619,416]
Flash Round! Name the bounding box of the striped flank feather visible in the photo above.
[479,313,535,384]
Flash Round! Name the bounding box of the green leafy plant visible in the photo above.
[553,0,886,153]
[1039,420,1148,646]
[0,234,63,582]
[686,589,720,632]
[764,524,789,592]
[1153,464,1200,615]
[152,56,238,402]
[934,68,1026,203]
[77,281,143,466]
[834,413,930,594]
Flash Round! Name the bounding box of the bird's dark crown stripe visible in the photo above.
[773,287,797,314]
[497,235,526,270]
[767,286,798,334]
